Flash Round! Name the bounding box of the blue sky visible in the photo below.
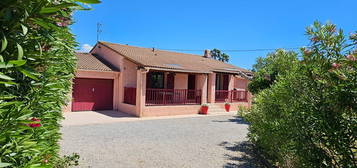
[72,0,357,70]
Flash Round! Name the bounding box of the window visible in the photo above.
[147,72,164,89]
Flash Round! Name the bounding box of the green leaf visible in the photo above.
[0,95,16,99]
[31,18,51,29]
[0,62,13,68]
[0,60,26,69]
[0,162,12,167]
[20,24,28,35]
[37,41,42,56]
[0,54,3,62]
[31,18,60,31]
[0,72,14,80]
[40,7,61,14]
[8,60,26,66]
[41,3,79,13]
[1,36,7,52]
[1,81,16,86]
[76,0,101,4]
[17,67,39,80]
[16,43,23,60]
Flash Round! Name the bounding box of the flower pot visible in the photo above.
[224,104,230,112]
[200,106,208,115]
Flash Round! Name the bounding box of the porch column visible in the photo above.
[228,74,234,91]
[207,73,216,103]
[136,69,147,117]
[197,74,208,104]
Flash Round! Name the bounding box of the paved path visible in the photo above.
[60,114,258,168]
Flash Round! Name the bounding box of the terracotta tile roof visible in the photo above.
[76,52,118,72]
[98,41,251,75]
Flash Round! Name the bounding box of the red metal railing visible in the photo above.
[215,90,248,102]
[124,87,136,105]
[146,89,202,106]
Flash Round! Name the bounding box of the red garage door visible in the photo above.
[72,78,113,111]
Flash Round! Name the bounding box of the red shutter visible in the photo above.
[146,72,152,88]
[188,74,196,90]
[167,73,175,89]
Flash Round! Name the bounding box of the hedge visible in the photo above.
[0,0,99,167]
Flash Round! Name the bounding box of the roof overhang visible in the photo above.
[142,66,210,74]
[213,69,253,80]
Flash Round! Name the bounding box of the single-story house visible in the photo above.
[64,41,253,117]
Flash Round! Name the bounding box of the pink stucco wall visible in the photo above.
[143,105,201,117]
[122,59,137,88]
[91,43,138,116]
[174,73,188,89]
[215,102,250,112]
[91,44,121,69]
[234,77,248,90]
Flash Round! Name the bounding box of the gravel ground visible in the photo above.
[60,115,258,168]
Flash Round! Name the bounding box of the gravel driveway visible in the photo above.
[60,114,257,168]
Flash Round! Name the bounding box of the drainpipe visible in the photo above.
[206,73,209,104]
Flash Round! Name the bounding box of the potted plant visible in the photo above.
[200,104,209,115]
[224,102,231,112]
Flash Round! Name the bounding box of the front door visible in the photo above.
[188,74,195,90]
[187,74,196,100]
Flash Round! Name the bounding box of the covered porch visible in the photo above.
[207,73,249,103]
[120,68,250,117]
[123,69,207,106]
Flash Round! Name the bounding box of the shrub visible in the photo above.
[246,22,357,167]
[248,49,298,94]
[0,0,99,167]
[237,105,250,117]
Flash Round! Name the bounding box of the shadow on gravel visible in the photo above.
[219,141,263,168]
[212,116,250,125]
[94,110,135,118]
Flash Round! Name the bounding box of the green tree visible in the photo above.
[210,48,229,62]
[0,0,99,167]
[246,22,357,168]
[248,49,298,94]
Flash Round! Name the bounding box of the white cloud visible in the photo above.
[79,44,93,52]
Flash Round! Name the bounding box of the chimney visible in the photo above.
[204,49,211,58]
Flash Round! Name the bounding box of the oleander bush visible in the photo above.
[0,0,99,167]
[246,22,357,167]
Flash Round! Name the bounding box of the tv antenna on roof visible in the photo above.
[96,22,102,42]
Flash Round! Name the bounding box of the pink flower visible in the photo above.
[28,117,41,128]
[346,54,356,61]
[56,22,69,27]
[56,17,71,27]
[331,63,341,69]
